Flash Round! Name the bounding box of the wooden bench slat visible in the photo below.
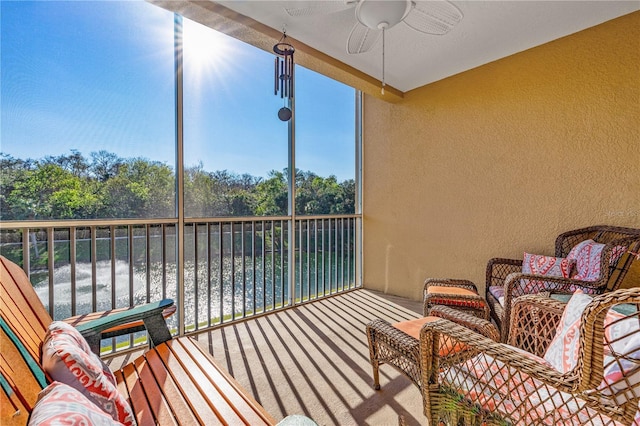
[151,343,225,425]
[116,361,170,426]
[0,332,43,412]
[173,338,275,426]
[0,382,29,426]
[0,276,49,362]
[0,305,42,364]
[158,340,246,425]
[144,347,211,426]
[132,354,182,426]
[0,257,52,331]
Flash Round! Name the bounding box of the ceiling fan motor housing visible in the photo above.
[355,0,412,30]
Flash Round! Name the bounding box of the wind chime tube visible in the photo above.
[289,56,294,99]
[284,53,288,99]
[280,59,284,99]
[274,57,279,95]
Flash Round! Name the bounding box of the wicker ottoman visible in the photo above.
[423,278,489,320]
[366,305,499,391]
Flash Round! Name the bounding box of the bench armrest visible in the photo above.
[74,299,174,354]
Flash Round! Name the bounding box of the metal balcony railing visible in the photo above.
[0,215,361,353]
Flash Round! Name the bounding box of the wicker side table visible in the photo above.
[423,278,490,320]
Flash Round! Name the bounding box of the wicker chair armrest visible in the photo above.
[503,273,585,296]
[367,317,420,351]
[499,273,594,342]
[429,305,499,341]
[419,319,573,392]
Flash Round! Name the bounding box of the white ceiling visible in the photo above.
[217,1,639,92]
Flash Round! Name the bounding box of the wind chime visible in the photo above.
[273,29,295,121]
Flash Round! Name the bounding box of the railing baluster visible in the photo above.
[194,223,199,330]
[270,220,275,312]
[47,227,54,318]
[207,222,212,327]
[110,225,116,311]
[21,228,30,279]
[305,219,311,300]
[218,222,224,324]
[328,219,333,295]
[280,220,285,308]
[146,224,151,304]
[230,222,235,321]
[321,219,325,297]
[241,222,246,319]
[347,218,352,289]
[161,224,167,300]
[128,225,134,348]
[252,221,256,315]
[70,227,77,316]
[340,218,345,292]
[261,220,266,312]
[333,218,340,293]
[90,227,97,314]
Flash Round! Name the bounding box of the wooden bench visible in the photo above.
[0,255,277,425]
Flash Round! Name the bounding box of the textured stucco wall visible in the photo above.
[362,12,640,301]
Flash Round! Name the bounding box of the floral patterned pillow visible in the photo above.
[521,253,574,293]
[599,308,640,405]
[544,290,640,405]
[566,239,627,282]
[41,321,136,425]
[543,289,593,372]
[522,252,574,278]
[28,381,122,426]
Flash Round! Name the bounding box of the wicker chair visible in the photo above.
[486,225,640,341]
[419,287,640,425]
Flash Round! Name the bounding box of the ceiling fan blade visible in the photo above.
[284,1,355,17]
[403,0,463,35]
[347,22,381,54]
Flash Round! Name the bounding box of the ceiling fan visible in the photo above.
[284,0,463,94]
[284,0,463,55]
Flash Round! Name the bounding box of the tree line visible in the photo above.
[0,150,355,220]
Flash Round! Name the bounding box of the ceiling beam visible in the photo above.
[149,0,404,103]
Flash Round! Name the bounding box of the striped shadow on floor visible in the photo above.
[108,289,426,425]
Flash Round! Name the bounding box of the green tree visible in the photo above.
[42,149,90,178]
[0,151,356,220]
[0,154,34,220]
[6,163,99,219]
[100,158,174,218]
[90,150,123,182]
[255,170,288,216]
[184,164,221,217]
[295,171,354,215]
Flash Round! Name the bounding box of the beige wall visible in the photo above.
[362,12,640,301]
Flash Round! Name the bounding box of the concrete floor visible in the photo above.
[107,289,426,426]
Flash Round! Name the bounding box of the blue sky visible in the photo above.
[1,1,356,181]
